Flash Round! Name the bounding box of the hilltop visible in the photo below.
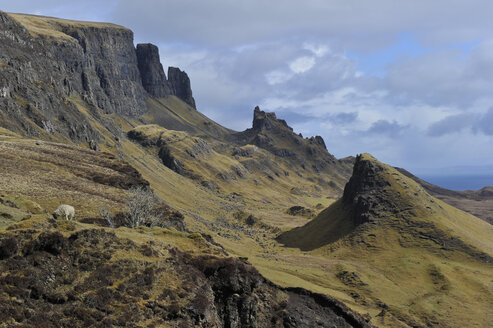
[278,154,493,327]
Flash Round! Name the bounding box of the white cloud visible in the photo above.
[303,43,330,57]
[289,56,316,74]
[265,70,293,85]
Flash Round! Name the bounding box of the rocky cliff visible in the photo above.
[136,44,196,108]
[136,43,171,98]
[168,66,196,108]
[233,106,353,188]
[0,12,195,143]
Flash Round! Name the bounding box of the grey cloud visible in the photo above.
[473,107,493,135]
[330,112,358,125]
[428,108,493,137]
[269,110,357,126]
[427,113,475,136]
[386,46,493,108]
[367,120,409,137]
[108,1,493,51]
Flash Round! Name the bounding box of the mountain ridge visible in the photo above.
[1,11,493,328]
[0,10,195,145]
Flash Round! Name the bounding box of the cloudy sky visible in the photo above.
[2,0,493,175]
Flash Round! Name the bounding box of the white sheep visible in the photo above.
[53,204,75,220]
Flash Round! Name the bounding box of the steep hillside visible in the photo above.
[0,11,195,145]
[0,130,371,327]
[0,216,374,327]
[396,167,493,224]
[233,107,352,183]
[3,11,493,328]
[278,154,493,327]
[126,121,347,204]
[0,131,149,227]
[142,96,233,140]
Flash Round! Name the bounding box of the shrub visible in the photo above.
[124,186,159,228]
[99,186,185,230]
[98,206,114,228]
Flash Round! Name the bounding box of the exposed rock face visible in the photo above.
[135,47,196,108]
[231,106,353,187]
[168,66,196,108]
[136,43,171,98]
[0,12,146,141]
[309,135,326,150]
[0,12,197,142]
[252,106,292,132]
[342,154,396,225]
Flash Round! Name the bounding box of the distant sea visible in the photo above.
[418,174,493,191]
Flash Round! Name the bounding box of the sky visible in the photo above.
[2,0,493,175]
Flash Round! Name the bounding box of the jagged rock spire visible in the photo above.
[136,43,196,109]
[136,43,171,98]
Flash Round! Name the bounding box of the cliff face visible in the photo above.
[135,45,196,108]
[168,66,196,108]
[136,43,171,98]
[0,12,195,142]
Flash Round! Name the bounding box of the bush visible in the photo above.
[98,187,158,228]
[99,186,186,230]
[98,206,114,228]
[124,186,159,228]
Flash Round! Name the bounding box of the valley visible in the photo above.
[0,10,492,328]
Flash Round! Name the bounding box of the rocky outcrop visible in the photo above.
[342,154,398,225]
[136,43,171,98]
[309,135,327,150]
[190,256,373,328]
[168,66,196,108]
[0,223,372,327]
[0,12,197,142]
[135,45,196,108]
[343,154,459,227]
[231,106,353,186]
[0,12,146,141]
[251,106,293,133]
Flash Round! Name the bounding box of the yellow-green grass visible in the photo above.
[127,124,339,209]
[0,136,128,220]
[272,154,493,327]
[118,129,493,326]
[2,88,492,327]
[142,97,233,139]
[8,12,128,40]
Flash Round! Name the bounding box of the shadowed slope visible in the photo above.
[277,200,355,251]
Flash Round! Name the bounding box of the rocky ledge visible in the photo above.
[0,221,372,327]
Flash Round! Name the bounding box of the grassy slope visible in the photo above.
[142,97,233,140]
[276,200,355,251]
[277,154,493,327]
[1,81,491,326]
[8,13,127,40]
[396,167,493,224]
[0,134,132,224]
